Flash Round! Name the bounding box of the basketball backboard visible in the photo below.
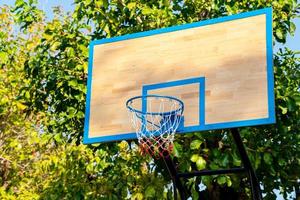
[83,8,275,144]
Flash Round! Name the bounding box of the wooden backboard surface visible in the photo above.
[84,8,275,144]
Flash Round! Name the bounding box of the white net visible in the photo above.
[126,95,184,157]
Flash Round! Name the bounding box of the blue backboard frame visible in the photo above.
[83,7,275,144]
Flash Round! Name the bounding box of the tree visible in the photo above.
[0,0,299,199]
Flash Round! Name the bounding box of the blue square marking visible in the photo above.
[142,77,206,133]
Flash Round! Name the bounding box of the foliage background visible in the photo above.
[0,0,299,199]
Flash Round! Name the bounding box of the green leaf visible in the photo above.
[212,149,221,157]
[95,1,103,8]
[163,0,170,7]
[127,2,136,10]
[279,105,287,114]
[232,153,241,166]
[132,193,143,200]
[66,47,75,57]
[54,134,62,143]
[190,139,202,150]
[75,64,83,70]
[145,185,155,198]
[201,176,212,186]
[217,176,227,185]
[209,162,219,170]
[68,79,78,87]
[102,0,109,8]
[275,29,284,40]
[269,166,276,176]
[254,154,261,169]
[220,154,229,167]
[292,94,300,106]
[142,7,152,15]
[0,52,8,64]
[86,163,94,173]
[50,41,61,51]
[263,153,273,165]
[290,22,296,34]
[16,102,27,110]
[67,107,77,117]
[196,156,206,170]
[25,91,30,99]
[191,185,199,199]
[173,142,182,158]
[78,44,88,55]
[287,98,296,112]
[227,178,232,187]
[278,158,286,166]
[15,0,25,7]
[103,24,110,35]
[190,154,199,162]
[118,141,128,150]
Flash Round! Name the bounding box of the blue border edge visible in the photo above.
[83,7,275,144]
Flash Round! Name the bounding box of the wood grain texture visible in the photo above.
[147,84,200,127]
[89,14,268,138]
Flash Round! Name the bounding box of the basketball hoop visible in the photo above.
[126,95,184,157]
